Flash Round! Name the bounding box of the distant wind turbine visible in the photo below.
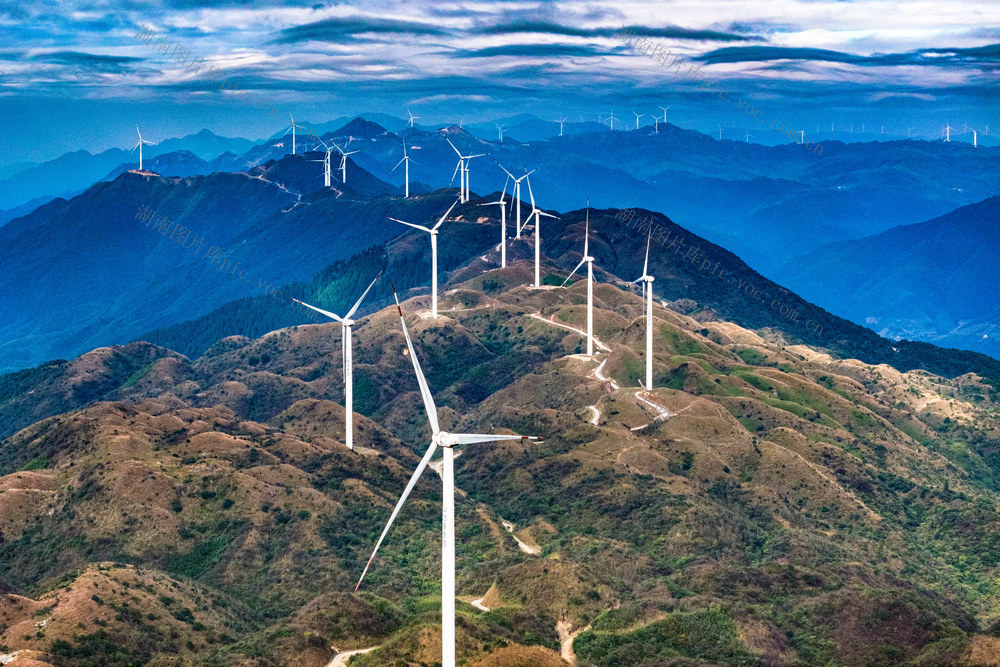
[283,113,305,154]
[393,141,414,197]
[607,111,619,131]
[333,140,359,183]
[798,130,804,144]
[388,198,460,319]
[291,271,381,450]
[557,117,567,136]
[497,164,534,239]
[944,123,953,142]
[973,128,978,148]
[745,129,753,143]
[131,126,156,171]
[407,109,419,128]
[494,122,506,143]
[632,112,644,130]
[659,106,670,123]
[479,176,510,267]
[632,232,655,390]
[446,138,485,203]
[312,138,334,187]
[522,172,558,287]
[561,205,595,356]
[355,283,540,667]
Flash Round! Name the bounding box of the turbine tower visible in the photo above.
[557,117,567,136]
[561,206,595,356]
[973,128,978,148]
[608,111,619,131]
[282,113,304,154]
[407,109,419,128]
[633,112,644,130]
[388,198,460,319]
[393,141,414,197]
[798,130,804,144]
[355,284,540,667]
[131,126,156,171]
[479,176,510,267]
[658,106,670,124]
[632,232,655,390]
[291,271,381,449]
[944,123,952,142]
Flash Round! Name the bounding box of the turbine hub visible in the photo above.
[583,256,594,263]
[433,431,459,448]
[342,318,355,327]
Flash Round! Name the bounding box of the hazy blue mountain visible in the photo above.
[0,156,413,373]
[0,130,261,211]
[773,196,1000,359]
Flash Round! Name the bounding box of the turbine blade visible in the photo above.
[393,158,405,170]
[446,137,462,157]
[451,434,540,445]
[450,160,461,185]
[642,231,651,276]
[583,209,590,257]
[431,198,460,231]
[344,270,383,320]
[355,441,438,591]
[291,298,343,322]
[389,218,431,232]
[525,174,536,208]
[562,258,586,286]
[392,283,440,434]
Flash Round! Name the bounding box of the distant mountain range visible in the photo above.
[774,196,1000,359]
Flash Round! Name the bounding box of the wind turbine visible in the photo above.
[407,109,419,128]
[393,141,413,197]
[745,129,753,143]
[718,124,723,140]
[607,111,619,130]
[479,177,510,267]
[557,117,567,136]
[388,198,459,319]
[632,112,644,130]
[632,232,655,390]
[446,138,485,203]
[522,172,558,287]
[653,117,660,134]
[283,113,305,154]
[973,128,978,148]
[497,164,533,239]
[312,139,333,187]
[131,126,156,171]
[355,284,540,667]
[291,271,381,450]
[334,140,359,183]
[658,106,670,124]
[798,130,804,144]
[561,206,595,356]
[494,122,506,143]
[944,123,952,142]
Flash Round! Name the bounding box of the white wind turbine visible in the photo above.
[633,112,644,130]
[497,164,534,239]
[291,272,381,450]
[131,126,156,171]
[557,117,567,136]
[393,141,414,197]
[522,172,558,287]
[745,129,753,143]
[407,109,420,128]
[446,138,485,203]
[973,128,978,148]
[659,106,670,123]
[495,122,506,143]
[561,206,595,356]
[607,110,619,130]
[388,198,460,319]
[944,123,953,142]
[334,140,360,183]
[283,113,305,154]
[313,138,334,187]
[798,130,804,144]
[632,233,655,390]
[355,284,540,667]
[479,176,510,267]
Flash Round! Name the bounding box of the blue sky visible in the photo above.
[1,0,997,165]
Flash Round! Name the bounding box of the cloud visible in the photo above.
[30,51,144,73]
[697,44,1000,67]
[408,94,492,105]
[449,44,612,59]
[271,16,446,44]
[478,20,758,42]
